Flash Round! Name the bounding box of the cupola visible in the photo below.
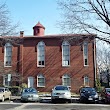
[33,22,45,36]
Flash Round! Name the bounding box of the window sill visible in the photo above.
[4,66,12,67]
[37,86,45,88]
[37,65,45,68]
[84,65,89,67]
[62,65,70,67]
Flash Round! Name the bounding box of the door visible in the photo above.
[28,77,34,88]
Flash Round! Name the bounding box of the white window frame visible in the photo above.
[37,74,45,87]
[62,74,71,87]
[37,41,45,67]
[84,76,89,86]
[62,41,70,67]
[4,43,12,67]
[3,75,8,86]
[83,42,88,66]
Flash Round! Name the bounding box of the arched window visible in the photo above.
[83,42,88,66]
[62,41,70,66]
[37,41,45,67]
[84,76,89,86]
[37,74,45,87]
[4,43,12,67]
[62,74,71,86]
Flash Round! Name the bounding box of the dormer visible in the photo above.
[33,22,45,36]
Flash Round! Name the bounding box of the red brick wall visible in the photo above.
[0,36,96,93]
[18,37,95,93]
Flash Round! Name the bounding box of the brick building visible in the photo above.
[0,22,97,93]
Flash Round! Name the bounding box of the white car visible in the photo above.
[51,85,71,103]
[0,87,11,102]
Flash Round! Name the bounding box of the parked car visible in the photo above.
[101,88,110,103]
[0,87,11,102]
[21,87,39,102]
[79,87,99,103]
[51,85,71,103]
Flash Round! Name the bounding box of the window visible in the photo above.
[83,42,88,66]
[37,41,45,67]
[62,41,70,66]
[37,74,45,87]
[4,43,12,67]
[62,74,71,86]
[3,75,8,86]
[84,76,89,86]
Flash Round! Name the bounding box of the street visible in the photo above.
[0,101,110,110]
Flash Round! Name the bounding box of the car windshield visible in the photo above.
[0,88,4,92]
[23,88,37,93]
[81,87,96,92]
[55,86,69,90]
[106,89,110,93]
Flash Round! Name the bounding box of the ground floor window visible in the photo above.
[62,74,71,87]
[3,74,11,86]
[37,74,45,87]
[84,76,89,86]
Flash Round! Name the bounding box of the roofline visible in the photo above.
[0,33,97,39]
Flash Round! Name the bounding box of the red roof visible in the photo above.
[33,22,45,29]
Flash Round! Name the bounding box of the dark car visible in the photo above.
[21,88,39,102]
[101,88,110,103]
[79,87,99,103]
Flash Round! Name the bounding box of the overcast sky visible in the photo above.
[2,0,61,36]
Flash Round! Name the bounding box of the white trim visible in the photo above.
[28,76,34,88]
[62,41,70,67]
[4,43,12,67]
[83,41,89,66]
[62,74,71,87]
[84,76,89,86]
[37,41,45,67]
[37,74,45,87]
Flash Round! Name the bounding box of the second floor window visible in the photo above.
[4,43,12,67]
[62,41,70,66]
[37,41,45,67]
[83,42,88,66]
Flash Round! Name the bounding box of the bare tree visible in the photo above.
[57,0,110,43]
[0,2,21,87]
[0,2,21,46]
[0,3,18,36]
[97,44,110,72]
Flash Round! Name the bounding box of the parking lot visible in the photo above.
[8,95,103,104]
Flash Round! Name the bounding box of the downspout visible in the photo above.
[93,37,97,87]
[20,31,24,85]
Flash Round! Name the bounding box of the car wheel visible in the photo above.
[105,98,108,104]
[2,96,5,102]
[9,95,11,100]
[51,99,56,103]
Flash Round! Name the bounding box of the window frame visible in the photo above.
[4,43,12,67]
[62,41,70,67]
[84,76,89,86]
[83,41,89,66]
[37,41,45,67]
[37,74,45,87]
[62,74,71,87]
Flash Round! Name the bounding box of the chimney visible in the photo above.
[20,31,24,37]
[33,22,45,36]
